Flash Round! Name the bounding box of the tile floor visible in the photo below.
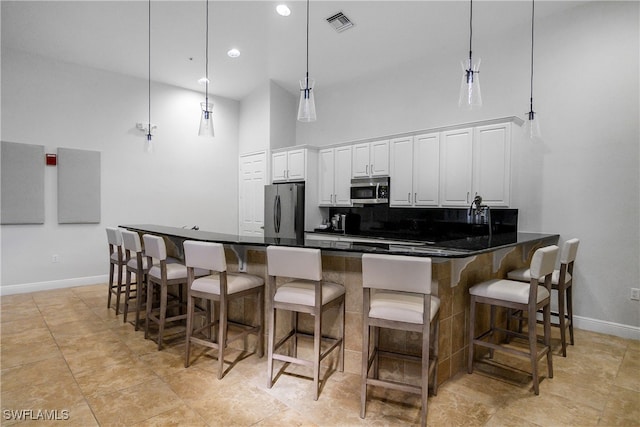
[1,283,638,426]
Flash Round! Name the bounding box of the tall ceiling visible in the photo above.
[2,1,585,101]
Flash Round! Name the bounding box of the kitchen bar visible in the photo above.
[121,223,558,385]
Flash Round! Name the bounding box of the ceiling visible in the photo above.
[2,1,585,101]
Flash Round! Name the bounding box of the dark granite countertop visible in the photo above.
[120,224,559,259]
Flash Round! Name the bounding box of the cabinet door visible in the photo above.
[413,133,440,206]
[287,149,306,181]
[370,140,389,176]
[389,137,413,206]
[272,152,288,182]
[440,128,473,206]
[318,149,334,206]
[473,123,511,206]
[334,146,353,205]
[352,143,370,178]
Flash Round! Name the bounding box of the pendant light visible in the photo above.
[198,0,214,137]
[524,0,541,140]
[144,0,153,153]
[297,0,316,122]
[459,0,482,108]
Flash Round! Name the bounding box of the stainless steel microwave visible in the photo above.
[350,177,389,204]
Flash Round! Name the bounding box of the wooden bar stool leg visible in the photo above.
[123,269,132,323]
[108,263,115,309]
[313,308,322,401]
[158,284,167,351]
[544,303,553,379]
[267,298,276,389]
[145,280,154,340]
[339,298,345,372]
[489,305,496,359]
[115,264,123,315]
[557,284,567,357]
[185,293,194,368]
[218,296,228,379]
[420,321,431,427]
[567,286,575,345]
[360,306,370,418]
[257,288,264,358]
[528,302,539,395]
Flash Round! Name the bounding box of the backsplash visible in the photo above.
[326,206,518,242]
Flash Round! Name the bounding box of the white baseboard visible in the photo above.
[0,275,108,296]
[573,315,640,341]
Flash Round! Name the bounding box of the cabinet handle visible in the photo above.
[408,192,411,203]
[466,192,470,203]
[366,164,369,175]
[414,193,417,204]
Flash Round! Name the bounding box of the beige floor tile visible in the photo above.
[129,405,207,427]
[87,378,182,426]
[1,355,70,393]
[0,334,61,368]
[598,385,640,426]
[0,401,98,427]
[73,358,160,399]
[426,388,498,426]
[253,407,319,426]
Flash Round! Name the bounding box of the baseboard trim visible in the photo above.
[0,275,108,296]
[573,315,640,340]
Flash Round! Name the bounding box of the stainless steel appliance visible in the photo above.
[350,177,389,204]
[264,182,305,240]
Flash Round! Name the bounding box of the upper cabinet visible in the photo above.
[440,128,474,206]
[272,148,307,182]
[390,134,440,207]
[473,123,511,207]
[352,140,389,178]
[318,146,352,207]
[440,123,512,207]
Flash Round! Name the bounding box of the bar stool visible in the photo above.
[183,241,264,378]
[507,238,580,356]
[143,234,208,350]
[105,227,126,315]
[121,230,150,330]
[360,254,439,427]
[266,246,345,400]
[468,245,559,395]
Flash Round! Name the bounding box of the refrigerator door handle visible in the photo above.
[275,195,281,233]
[273,195,280,233]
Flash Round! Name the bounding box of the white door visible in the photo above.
[473,123,511,206]
[287,149,306,181]
[334,146,353,205]
[272,151,287,182]
[370,140,390,176]
[239,152,266,236]
[352,143,370,178]
[440,128,473,206]
[318,149,334,206]
[389,137,413,206]
[413,133,440,206]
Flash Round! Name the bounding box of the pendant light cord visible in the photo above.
[529,0,535,113]
[147,0,151,140]
[205,0,209,109]
[469,0,473,61]
[305,0,310,86]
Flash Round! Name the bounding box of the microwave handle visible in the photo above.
[376,182,379,198]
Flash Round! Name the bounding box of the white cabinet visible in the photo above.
[352,140,389,178]
[272,148,306,182]
[319,146,352,206]
[389,133,439,207]
[473,123,511,207]
[440,128,473,206]
[440,123,512,207]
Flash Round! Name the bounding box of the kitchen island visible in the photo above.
[121,224,558,385]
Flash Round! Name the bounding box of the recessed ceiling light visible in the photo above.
[276,4,291,17]
[198,77,209,85]
[227,48,241,58]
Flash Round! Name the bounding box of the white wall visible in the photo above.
[296,1,640,331]
[1,49,240,289]
[238,81,269,154]
[269,80,296,150]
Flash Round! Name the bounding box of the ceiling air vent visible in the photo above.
[326,12,354,33]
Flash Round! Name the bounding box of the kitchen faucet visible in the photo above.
[468,194,492,237]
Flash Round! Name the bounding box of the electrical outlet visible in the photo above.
[52,254,59,263]
[631,288,640,301]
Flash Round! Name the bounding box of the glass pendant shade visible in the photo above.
[297,77,316,122]
[459,57,482,108]
[524,111,542,140]
[198,102,215,137]
[144,133,153,153]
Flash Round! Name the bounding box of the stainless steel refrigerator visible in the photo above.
[264,183,305,240]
